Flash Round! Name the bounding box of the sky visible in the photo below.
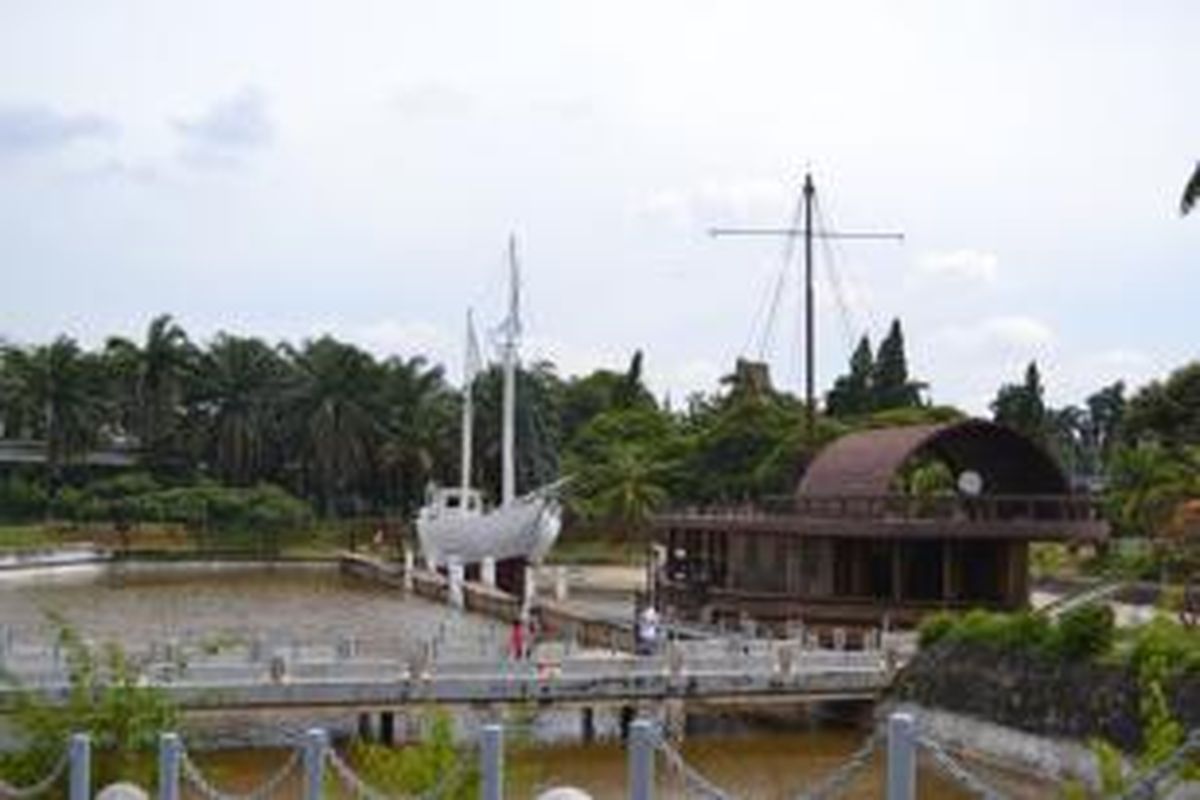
[0,0,1197,413]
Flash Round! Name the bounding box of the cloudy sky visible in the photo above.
[1,1,1197,412]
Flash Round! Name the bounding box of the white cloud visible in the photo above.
[174,87,273,168]
[630,177,794,230]
[912,249,998,285]
[932,315,1055,354]
[0,104,116,154]
[391,82,477,119]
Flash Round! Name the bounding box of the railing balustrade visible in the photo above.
[667,492,1104,524]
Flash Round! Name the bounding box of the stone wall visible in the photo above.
[891,640,1200,753]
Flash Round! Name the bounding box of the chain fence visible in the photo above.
[324,741,474,800]
[652,730,736,800]
[1119,728,1200,800]
[180,743,303,800]
[792,728,882,800]
[0,749,70,800]
[915,735,1007,800]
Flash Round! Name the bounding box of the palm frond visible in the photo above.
[1183,161,1200,216]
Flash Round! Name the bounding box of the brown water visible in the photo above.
[0,564,1052,797]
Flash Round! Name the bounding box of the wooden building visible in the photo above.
[652,419,1108,629]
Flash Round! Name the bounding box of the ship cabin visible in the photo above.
[651,419,1108,632]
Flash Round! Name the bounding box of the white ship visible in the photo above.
[416,236,563,569]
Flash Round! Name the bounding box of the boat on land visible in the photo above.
[415,236,563,572]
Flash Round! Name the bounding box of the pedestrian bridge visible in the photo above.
[0,641,898,711]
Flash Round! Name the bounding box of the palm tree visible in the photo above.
[105,314,196,463]
[285,337,385,514]
[581,443,669,536]
[377,355,458,514]
[1183,161,1200,216]
[197,334,289,486]
[2,338,108,481]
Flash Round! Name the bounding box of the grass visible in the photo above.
[547,528,647,565]
[0,520,357,559]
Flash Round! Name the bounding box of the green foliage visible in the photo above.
[0,618,178,788]
[825,321,927,417]
[0,473,49,521]
[346,712,476,799]
[1122,361,1200,446]
[1057,605,1116,660]
[918,607,1111,660]
[917,611,956,648]
[1089,737,1128,796]
[1104,443,1199,538]
[1125,615,1200,677]
[991,361,1048,442]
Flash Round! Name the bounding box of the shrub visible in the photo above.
[918,611,956,648]
[1126,615,1200,677]
[1055,605,1116,660]
[0,474,48,521]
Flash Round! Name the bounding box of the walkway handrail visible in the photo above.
[791,726,882,800]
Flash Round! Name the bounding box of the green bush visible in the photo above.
[1126,616,1200,677]
[1055,605,1116,660]
[917,611,957,647]
[0,474,48,521]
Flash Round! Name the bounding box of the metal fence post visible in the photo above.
[481,723,504,800]
[886,712,916,800]
[303,728,327,800]
[69,733,90,800]
[159,732,181,800]
[628,718,655,800]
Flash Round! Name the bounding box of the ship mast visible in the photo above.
[460,309,479,498]
[500,234,521,506]
[711,172,903,441]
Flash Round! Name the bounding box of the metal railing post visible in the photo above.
[886,712,916,800]
[69,733,90,800]
[628,718,655,800]
[303,728,327,800]
[158,732,181,800]
[481,723,504,800]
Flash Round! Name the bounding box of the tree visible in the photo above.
[871,319,923,410]
[377,355,458,514]
[1122,362,1200,447]
[0,338,108,482]
[471,361,563,502]
[285,336,385,514]
[1183,161,1200,216]
[1105,443,1196,538]
[991,361,1047,442]
[104,314,196,465]
[195,334,289,486]
[826,335,874,417]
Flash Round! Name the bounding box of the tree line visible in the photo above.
[1,314,1198,542]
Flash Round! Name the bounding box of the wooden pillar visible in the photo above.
[891,541,902,602]
[941,540,953,604]
[380,710,396,746]
[581,706,596,743]
[357,712,373,741]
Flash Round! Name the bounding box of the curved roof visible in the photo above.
[797,419,1069,497]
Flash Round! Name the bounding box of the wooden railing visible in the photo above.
[666,493,1105,523]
